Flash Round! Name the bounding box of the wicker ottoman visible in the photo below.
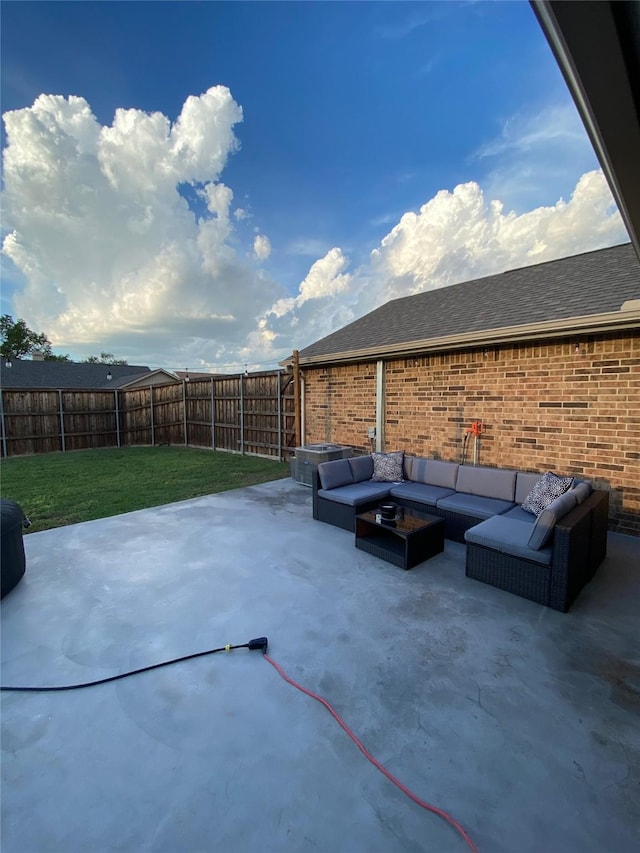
[1,499,28,599]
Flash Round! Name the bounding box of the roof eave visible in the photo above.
[531,1,640,260]
[297,308,640,367]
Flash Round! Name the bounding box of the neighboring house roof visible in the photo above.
[298,242,640,365]
[173,371,214,382]
[0,361,152,390]
[110,369,180,389]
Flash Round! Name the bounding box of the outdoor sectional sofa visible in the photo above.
[312,454,609,612]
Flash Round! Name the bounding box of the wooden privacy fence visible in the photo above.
[0,371,296,460]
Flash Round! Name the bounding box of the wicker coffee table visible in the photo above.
[355,506,444,570]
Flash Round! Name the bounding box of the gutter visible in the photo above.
[295,306,640,367]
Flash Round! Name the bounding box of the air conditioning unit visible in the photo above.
[290,444,353,486]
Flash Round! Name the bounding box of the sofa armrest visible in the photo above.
[587,488,610,578]
[548,489,608,611]
[312,467,323,519]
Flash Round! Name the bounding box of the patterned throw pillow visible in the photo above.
[522,471,574,517]
[371,451,405,482]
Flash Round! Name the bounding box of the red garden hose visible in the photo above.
[264,652,478,853]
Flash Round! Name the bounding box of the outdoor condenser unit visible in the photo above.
[290,443,353,487]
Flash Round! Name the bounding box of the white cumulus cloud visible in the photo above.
[2,88,285,368]
[251,170,627,362]
[244,247,355,360]
[252,234,271,262]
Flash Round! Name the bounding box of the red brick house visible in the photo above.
[290,242,640,535]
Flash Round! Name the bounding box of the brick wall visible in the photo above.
[304,362,377,449]
[301,332,640,535]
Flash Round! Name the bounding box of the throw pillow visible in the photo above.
[371,451,405,482]
[522,471,574,517]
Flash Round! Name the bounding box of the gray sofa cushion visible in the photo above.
[464,516,552,566]
[317,482,391,507]
[515,472,543,505]
[502,505,536,524]
[406,457,459,489]
[528,490,578,550]
[388,481,456,507]
[455,466,517,501]
[437,492,515,520]
[349,455,374,482]
[522,471,574,516]
[318,459,353,490]
[407,456,460,491]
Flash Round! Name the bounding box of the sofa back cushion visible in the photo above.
[528,490,578,550]
[318,459,354,490]
[349,455,374,482]
[407,457,459,489]
[404,456,419,481]
[515,472,544,505]
[455,466,517,501]
[403,455,414,480]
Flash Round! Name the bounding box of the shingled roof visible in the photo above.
[0,361,152,390]
[298,242,640,364]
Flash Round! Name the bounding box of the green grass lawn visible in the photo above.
[0,446,290,532]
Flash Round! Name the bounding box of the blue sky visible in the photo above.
[0,1,627,371]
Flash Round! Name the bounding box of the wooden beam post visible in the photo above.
[293,349,301,448]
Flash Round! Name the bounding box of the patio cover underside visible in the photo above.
[1,478,639,853]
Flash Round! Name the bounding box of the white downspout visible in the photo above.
[376,360,385,452]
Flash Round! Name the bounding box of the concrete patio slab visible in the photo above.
[1,478,639,853]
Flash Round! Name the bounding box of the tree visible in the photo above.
[45,353,72,362]
[0,314,53,360]
[82,352,128,365]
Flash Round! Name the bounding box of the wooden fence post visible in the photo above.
[114,389,121,448]
[0,389,7,458]
[293,349,301,448]
[277,370,283,461]
[210,378,215,449]
[58,389,66,453]
[150,385,155,446]
[239,373,245,455]
[183,380,188,446]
